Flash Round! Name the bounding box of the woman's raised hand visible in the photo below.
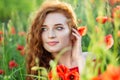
[71,28,82,61]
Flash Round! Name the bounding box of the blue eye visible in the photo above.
[56,27,64,30]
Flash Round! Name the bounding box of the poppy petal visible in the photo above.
[77,26,87,36]
[104,34,114,49]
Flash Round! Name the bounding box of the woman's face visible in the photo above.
[41,12,72,53]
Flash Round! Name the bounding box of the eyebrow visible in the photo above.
[41,25,47,27]
[42,23,64,27]
[54,23,63,26]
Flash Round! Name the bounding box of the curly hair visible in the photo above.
[26,0,78,80]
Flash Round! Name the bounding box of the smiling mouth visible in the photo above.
[47,41,59,46]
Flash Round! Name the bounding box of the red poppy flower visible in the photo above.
[92,65,120,80]
[57,64,69,74]
[77,26,87,36]
[103,65,120,80]
[48,71,53,80]
[9,60,18,69]
[112,6,120,19]
[101,65,120,80]
[109,0,120,6]
[92,76,101,80]
[17,44,25,56]
[17,44,24,51]
[48,65,80,80]
[66,70,80,80]
[0,69,5,75]
[96,16,112,24]
[104,34,114,49]
[10,27,16,35]
[57,64,69,79]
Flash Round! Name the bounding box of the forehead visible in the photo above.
[43,12,67,25]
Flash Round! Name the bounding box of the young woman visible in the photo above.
[26,0,87,80]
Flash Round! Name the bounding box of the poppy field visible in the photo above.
[0,0,120,80]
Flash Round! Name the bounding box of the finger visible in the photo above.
[72,32,82,41]
[72,28,81,36]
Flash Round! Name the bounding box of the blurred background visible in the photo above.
[0,0,120,80]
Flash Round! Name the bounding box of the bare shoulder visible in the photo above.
[81,52,88,57]
[78,52,96,73]
[81,52,96,60]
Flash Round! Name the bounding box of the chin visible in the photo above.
[45,47,61,53]
[47,49,60,53]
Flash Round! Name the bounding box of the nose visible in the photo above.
[48,30,56,38]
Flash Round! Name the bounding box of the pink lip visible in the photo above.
[47,41,59,46]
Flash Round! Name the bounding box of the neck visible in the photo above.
[52,46,73,68]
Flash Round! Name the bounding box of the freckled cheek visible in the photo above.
[58,31,71,42]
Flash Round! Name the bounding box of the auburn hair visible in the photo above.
[26,0,77,80]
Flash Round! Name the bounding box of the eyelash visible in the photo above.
[41,27,48,31]
[56,26,64,30]
[41,26,64,32]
